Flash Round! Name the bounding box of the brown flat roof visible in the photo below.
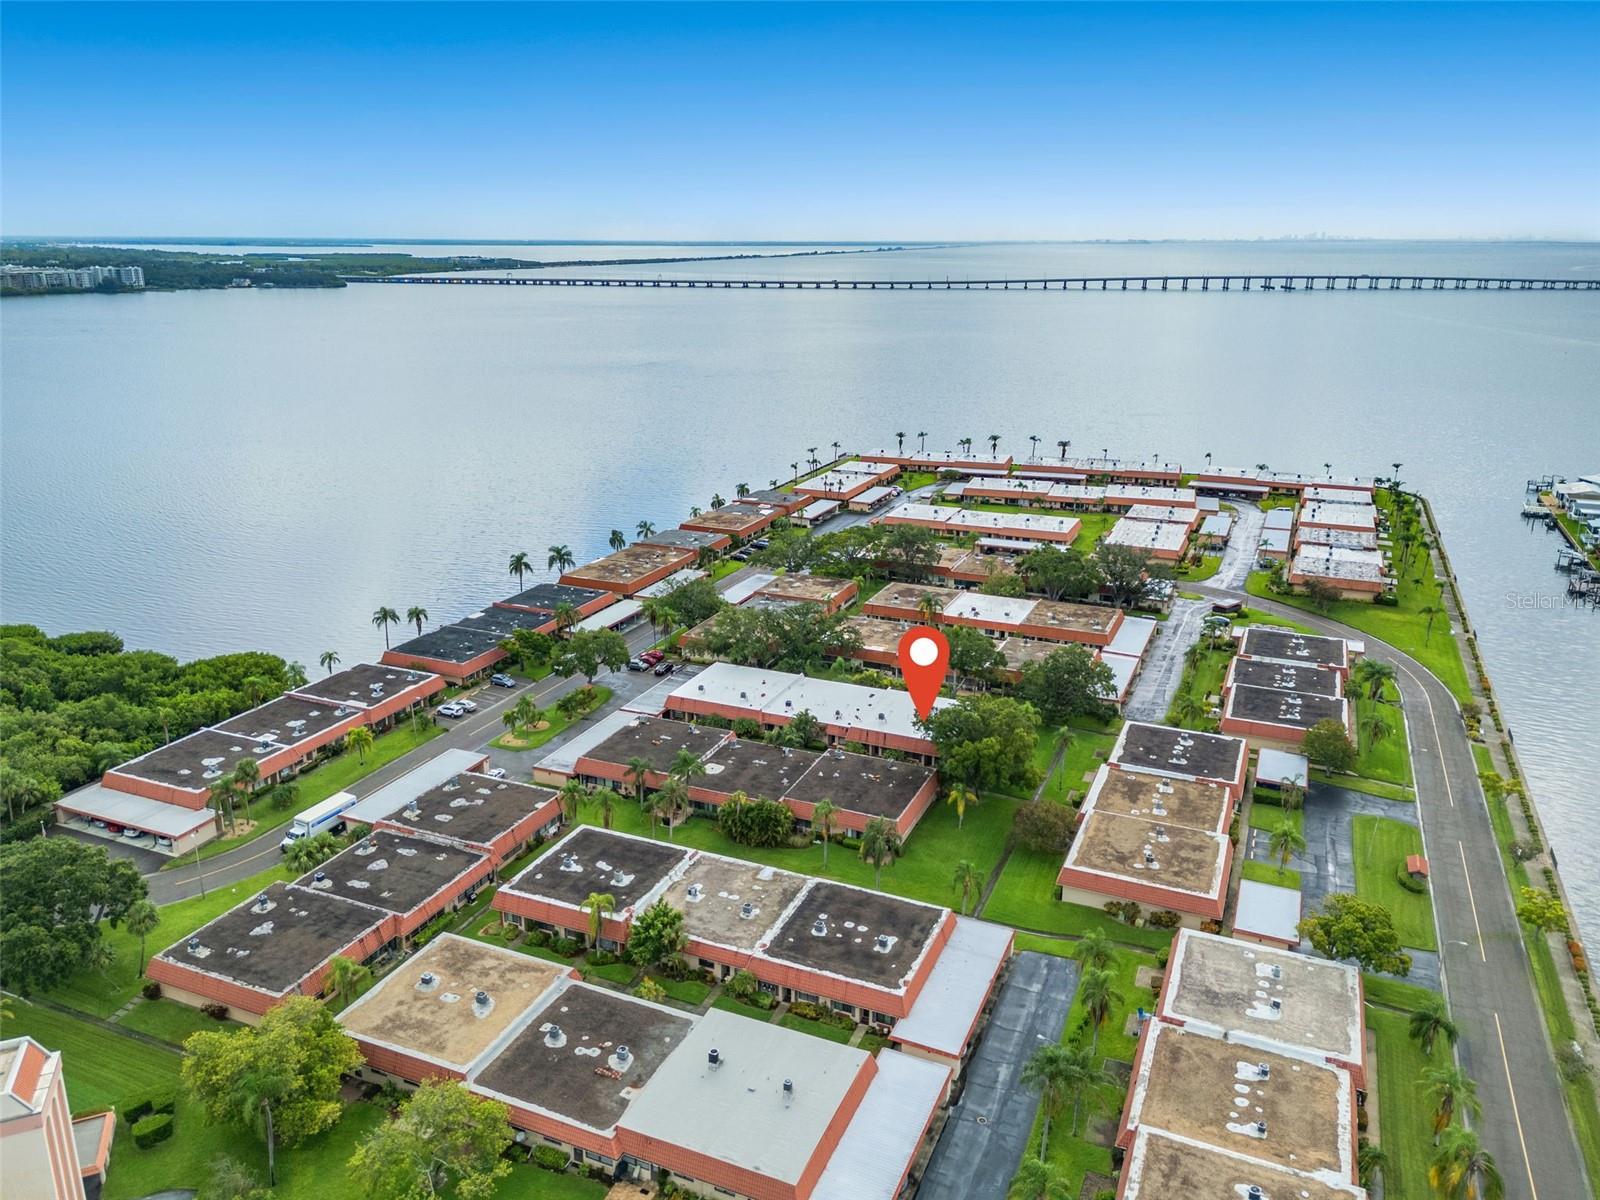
[1131,1023,1350,1179]
[840,615,906,656]
[696,738,820,801]
[340,934,567,1071]
[580,715,729,776]
[1229,657,1344,697]
[1088,767,1231,834]
[756,574,855,605]
[763,881,945,991]
[786,749,936,822]
[1024,598,1119,635]
[682,503,778,534]
[1123,1130,1364,1200]
[664,854,810,952]
[503,827,689,912]
[564,544,694,587]
[1066,811,1228,899]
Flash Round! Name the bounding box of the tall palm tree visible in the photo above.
[582,892,616,947]
[988,433,1001,455]
[1357,1139,1389,1189]
[710,493,726,509]
[125,899,160,974]
[552,601,579,638]
[917,430,928,451]
[1008,1158,1072,1200]
[636,520,656,539]
[735,482,750,498]
[669,748,707,790]
[1020,1043,1073,1158]
[559,779,589,824]
[915,591,944,625]
[945,783,979,829]
[609,529,626,551]
[508,551,531,588]
[812,798,840,866]
[1423,1064,1480,1140]
[406,606,429,635]
[1353,657,1396,701]
[952,859,982,916]
[1078,966,1120,1051]
[319,650,340,676]
[625,756,654,816]
[548,544,575,573]
[1421,604,1441,642]
[654,779,688,841]
[1279,774,1306,812]
[1057,438,1070,461]
[371,606,400,649]
[1429,1127,1504,1199]
[1072,927,1114,971]
[859,817,902,886]
[689,505,703,519]
[231,758,261,826]
[830,440,841,462]
[591,786,620,831]
[1409,997,1460,1056]
[1269,820,1306,869]
[326,955,371,1007]
[346,724,375,765]
[894,431,906,454]
[1028,434,1040,459]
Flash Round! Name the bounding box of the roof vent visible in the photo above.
[187,936,201,952]
[812,918,828,937]
[543,1023,566,1048]
[1269,964,1282,980]
[740,902,756,919]
[610,1045,632,1071]
[1248,1187,1264,1200]
[1143,848,1155,865]
[1257,1062,1271,1080]
[687,883,703,901]
[708,1047,721,1067]
[875,933,891,952]
[313,871,326,883]
[254,893,271,911]
[1270,997,1282,1012]
[1255,1120,1268,1136]
[783,1078,794,1102]
[475,990,490,1006]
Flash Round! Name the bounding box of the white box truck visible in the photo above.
[280,790,359,851]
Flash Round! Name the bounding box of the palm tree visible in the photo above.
[669,749,707,791]
[508,551,532,588]
[735,482,750,498]
[1429,1127,1504,1199]
[1073,927,1115,971]
[917,430,928,451]
[654,779,689,841]
[945,783,979,829]
[232,758,261,826]
[406,606,428,635]
[548,544,575,573]
[915,591,943,625]
[553,601,579,637]
[624,755,653,813]
[591,786,621,831]
[988,433,1001,455]
[1078,966,1120,1051]
[326,955,371,1007]
[1421,604,1441,642]
[710,493,725,509]
[371,606,400,648]
[1424,1064,1480,1141]
[952,859,982,916]
[1269,820,1306,869]
[286,661,307,688]
[582,892,616,948]
[346,725,375,765]
[1409,997,1460,1057]
[319,649,340,676]
[1007,1159,1072,1200]
[126,899,160,974]
[830,440,841,461]
[1353,657,1396,701]
[609,529,626,551]
[636,520,656,539]
[807,446,819,470]
[559,779,588,824]
[812,798,840,866]
[513,693,538,730]
[1027,434,1040,460]
[1357,1139,1389,1189]
[689,505,703,519]
[1279,774,1306,812]
[894,431,906,454]
[859,816,902,887]
[208,777,236,835]
[1020,1043,1074,1158]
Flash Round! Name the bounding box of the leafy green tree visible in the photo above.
[1299,894,1412,976]
[923,694,1041,793]
[1409,997,1459,1056]
[1018,546,1102,602]
[349,1079,513,1200]
[946,625,1006,693]
[1018,646,1116,725]
[126,898,161,975]
[581,892,615,947]
[785,709,827,750]
[201,1155,269,1200]
[1428,1127,1503,1199]
[498,628,554,673]
[183,997,362,1159]
[628,898,686,967]
[1516,886,1568,932]
[552,629,629,686]
[0,836,147,994]
[1094,542,1166,606]
[1357,1138,1389,1190]
[1302,719,1357,773]
[1012,799,1075,853]
[859,816,902,887]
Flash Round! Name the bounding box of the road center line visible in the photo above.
[1457,840,1487,962]
[1494,1010,1540,1200]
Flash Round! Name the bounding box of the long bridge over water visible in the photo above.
[345,272,1599,291]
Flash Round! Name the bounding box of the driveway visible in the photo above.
[1122,597,1208,722]
[918,952,1081,1200]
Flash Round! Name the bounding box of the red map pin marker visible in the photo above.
[897,625,950,719]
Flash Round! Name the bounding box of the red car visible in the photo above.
[640,649,666,666]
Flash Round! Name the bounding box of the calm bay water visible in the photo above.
[3,241,1597,925]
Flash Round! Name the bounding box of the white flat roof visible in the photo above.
[669,662,949,742]
[1299,502,1377,531]
[622,1008,868,1185]
[1107,485,1197,505]
[943,508,1080,536]
[533,709,640,776]
[1105,615,1158,660]
[721,571,777,605]
[890,916,1012,1057]
[343,747,489,825]
[812,1050,952,1200]
[57,783,214,837]
[1098,650,1138,700]
[940,591,1037,626]
[1256,748,1310,788]
[1293,547,1386,583]
[1103,518,1190,552]
[1258,529,1291,553]
[1200,514,1233,536]
[1262,508,1295,531]
[798,498,842,519]
[1234,879,1303,944]
[573,597,642,632]
[621,672,694,717]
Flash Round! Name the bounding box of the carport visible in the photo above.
[916,950,1081,1200]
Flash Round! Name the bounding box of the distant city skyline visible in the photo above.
[2,2,1596,241]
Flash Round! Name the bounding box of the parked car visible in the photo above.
[490,673,517,688]
[485,767,508,780]
[437,702,467,718]
[155,836,174,850]
[627,657,649,671]
[731,550,750,561]
[641,649,666,666]
[122,827,145,841]
[455,698,478,713]
[751,538,770,550]
[90,818,108,829]
[653,661,677,677]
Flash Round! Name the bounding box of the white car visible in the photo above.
[455,698,478,713]
[485,767,508,780]
[437,702,467,718]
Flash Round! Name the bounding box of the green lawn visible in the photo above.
[44,862,297,1018]
[1362,973,1440,1012]
[1175,554,1222,582]
[981,843,1175,951]
[491,686,614,752]
[1309,770,1415,803]
[1039,726,1118,803]
[1241,860,1302,889]
[1250,801,1303,840]
[1164,644,1231,729]
[0,1001,180,1115]
[1352,687,1413,787]
[712,995,778,1022]
[579,784,1020,912]
[778,1011,855,1043]
[1368,1003,1453,1200]
[173,720,444,866]
[493,1167,608,1200]
[1351,815,1436,951]
[116,998,236,1045]
[583,960,637,986]
[656,976,712,1006]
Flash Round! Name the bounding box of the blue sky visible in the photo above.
[3,2,1596,240]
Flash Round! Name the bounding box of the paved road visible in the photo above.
[1122,597,1207,722]
[918,952,1081,1200]
[1199,581,1590,1200]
